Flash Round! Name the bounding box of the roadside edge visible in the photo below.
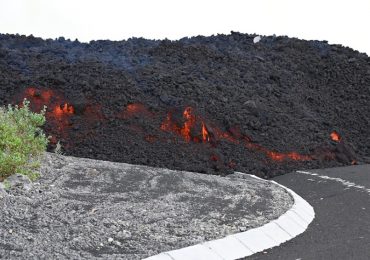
[144,172,315,260]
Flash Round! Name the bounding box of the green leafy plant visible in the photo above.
[3,179,10,190]
[0,99,49,181]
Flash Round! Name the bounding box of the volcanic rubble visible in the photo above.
[0,32,369,178]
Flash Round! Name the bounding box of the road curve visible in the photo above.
[145,173,314,260]
[246,164,370,260]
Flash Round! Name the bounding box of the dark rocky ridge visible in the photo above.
[0,32,369,178]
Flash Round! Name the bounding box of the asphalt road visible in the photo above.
[246,164,370,260]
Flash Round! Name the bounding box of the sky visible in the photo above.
[0,0,369,55]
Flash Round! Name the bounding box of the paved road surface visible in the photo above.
[247,164,370,260]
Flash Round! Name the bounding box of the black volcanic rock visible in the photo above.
[0,32,369,178]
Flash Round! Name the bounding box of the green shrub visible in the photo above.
[0,99,49,181]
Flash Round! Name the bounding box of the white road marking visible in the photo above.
[297,170,370,194]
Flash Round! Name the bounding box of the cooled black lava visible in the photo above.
[0,32,368,178]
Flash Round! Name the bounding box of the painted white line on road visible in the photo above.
[143,173,315,260]
[297,170,370,194]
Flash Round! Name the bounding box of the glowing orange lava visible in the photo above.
[213,128,240,144]
[161,107,201,143]
[22,87,53,111]
[54,104,74,118]
[160,113,180,134]
[19,87,76,141]
[159,106,312,162]
[242,138,312,162]
[181,107,196,142]
[330,131,341,142]
[265,151,312,161]
[201,123,210,142]
[15,89,333,164]
[25,87,53,102]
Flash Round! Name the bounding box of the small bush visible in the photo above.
[0,99,49,181]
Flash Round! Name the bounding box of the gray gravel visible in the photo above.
[0,153,293,259]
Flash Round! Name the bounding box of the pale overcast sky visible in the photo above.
[0,0,369,55]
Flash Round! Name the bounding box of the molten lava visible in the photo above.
[243,138,312,162]
[160,113,180,135]
[54,104,74,117]
[181,107,196,142]
[201,123,210,142]
[213,128,240,144]
[265,151,312,161]
[161,107,201,143]
[19,87,76,142]
[16,87,341,166]
[330,131,341,142]
[159,106,312,162]
[23,87,53,111]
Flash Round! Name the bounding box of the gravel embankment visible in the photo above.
[0,153,293,259]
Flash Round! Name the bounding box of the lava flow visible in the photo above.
[161,107,210,143]
[16,87,345,165]
[23,87,53,111]
[18,87,75,142]
[160,106,312,162]
[54,103,74,117]
[330,131,341,142]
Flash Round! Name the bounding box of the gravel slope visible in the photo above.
[0,153,292,259]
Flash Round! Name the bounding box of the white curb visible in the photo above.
[144,173,315,260]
